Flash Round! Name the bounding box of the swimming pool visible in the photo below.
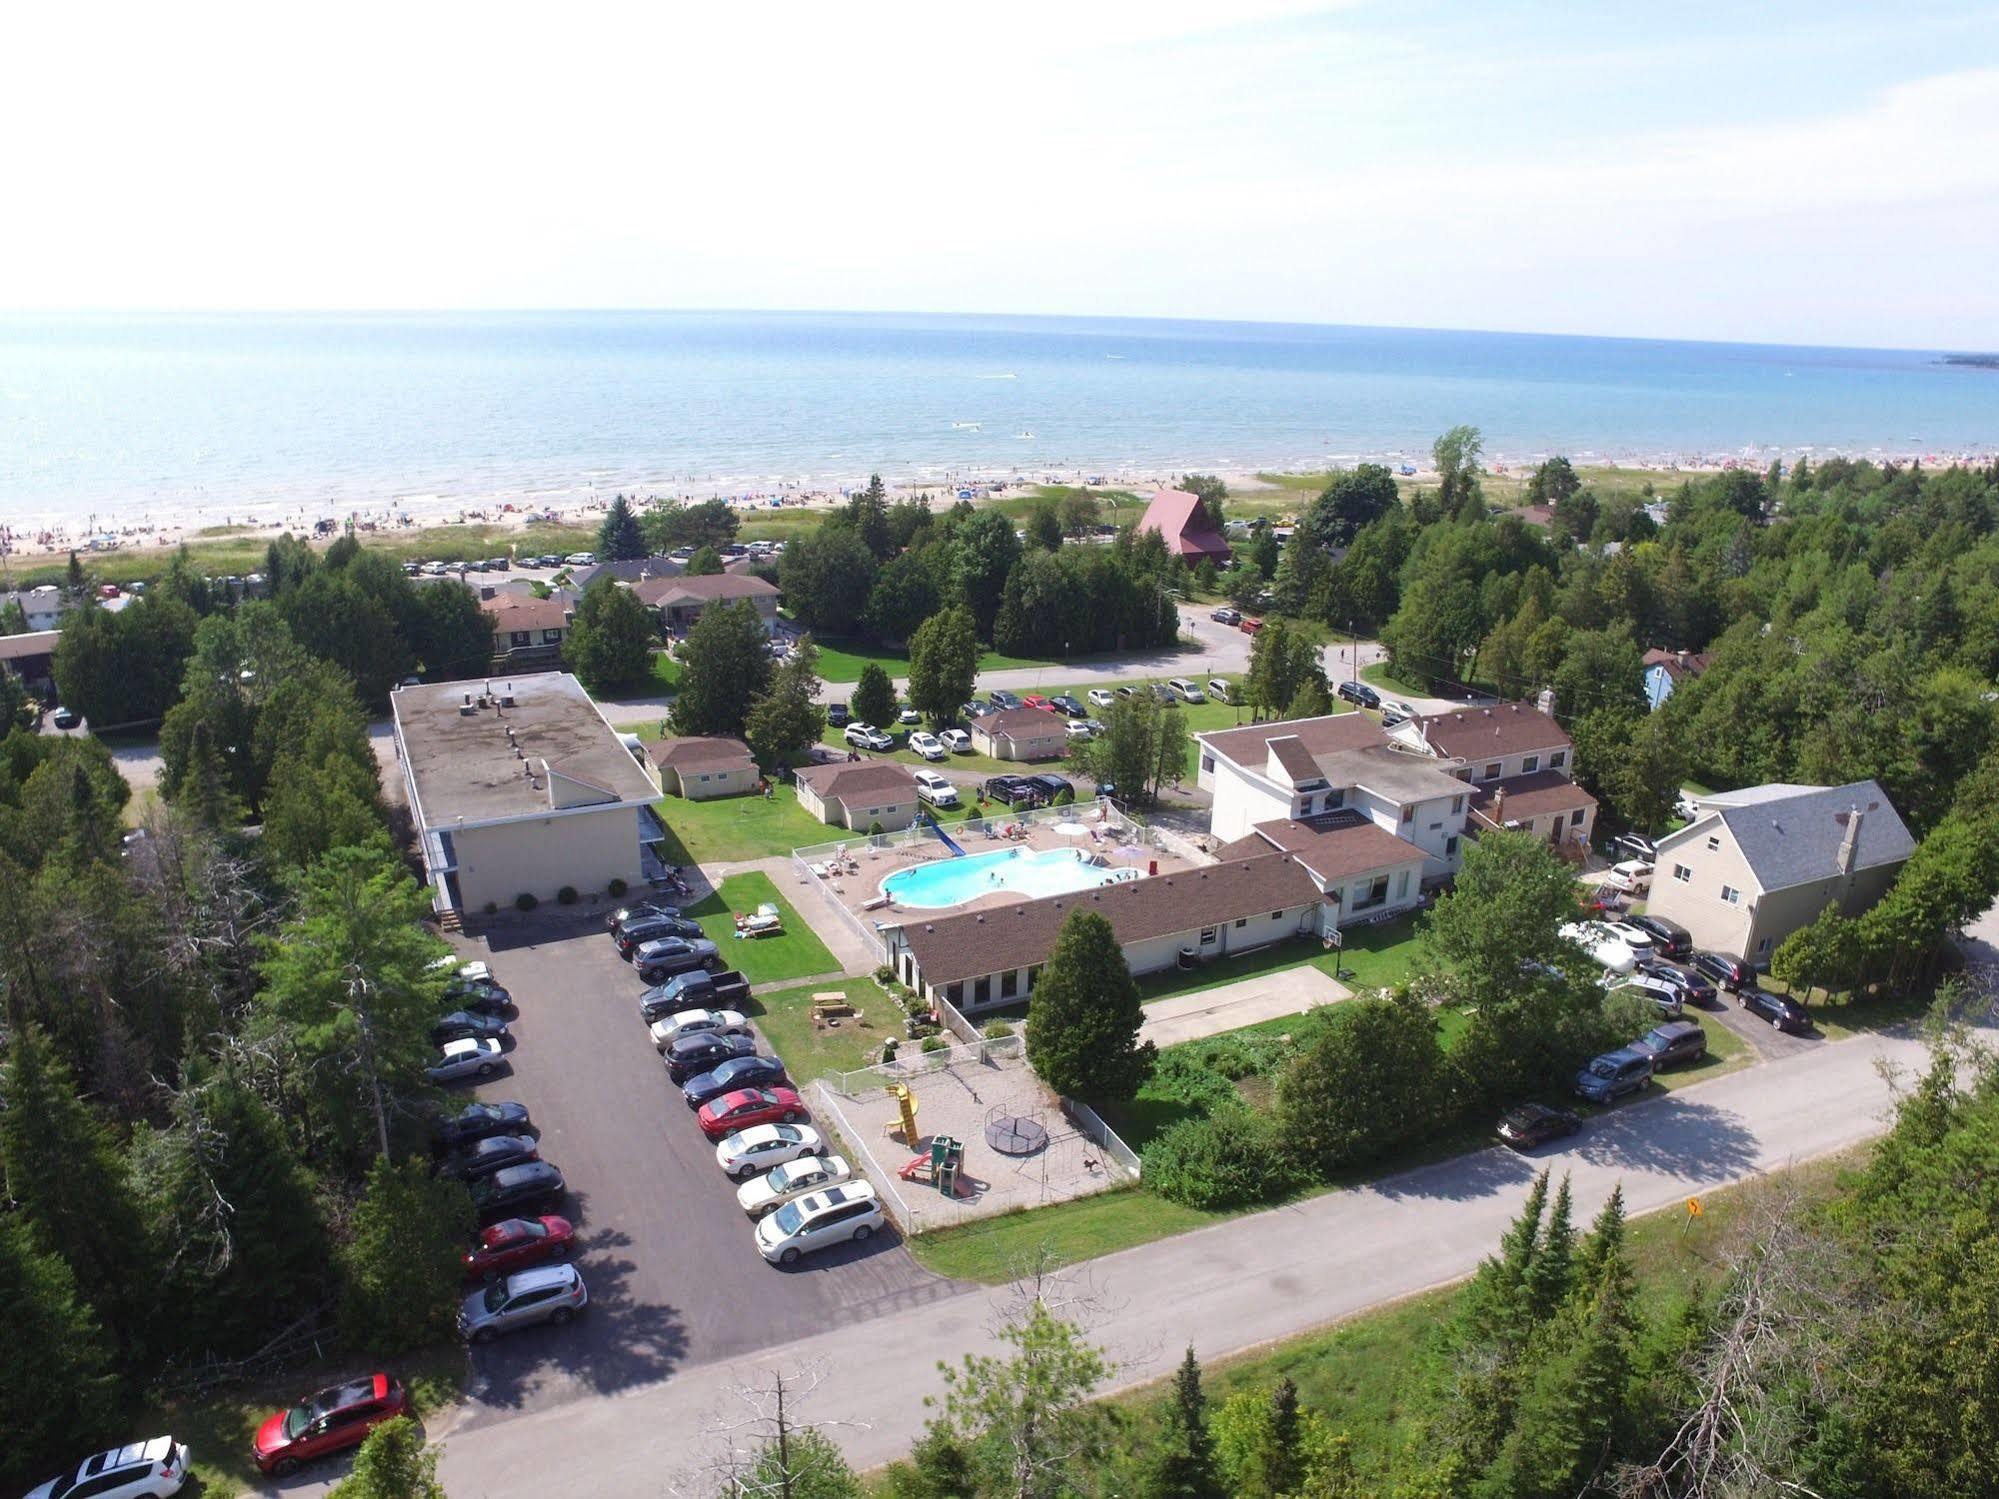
[881,847,1137,909]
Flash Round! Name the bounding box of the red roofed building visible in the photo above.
[1137,488,1232,566]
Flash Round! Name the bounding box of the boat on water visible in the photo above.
[951,421,982,431]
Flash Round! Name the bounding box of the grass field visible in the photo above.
[810,636,1066,686]
[745,978,894,1084]
[683,871,837,984]
[1132,916,1426,1008]
[650,785,835,864]
[907,1186,1231,1281]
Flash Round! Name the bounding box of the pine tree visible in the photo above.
[1524,1174,1575,1320]
[1143,1347,1223,1498]
[1024,908,1155,1100]
[851,661,899,732]
[340,1156,475,1354]
[597,494,646,560]
[177,717,243,830]
[1266,1378,1305,1497]
[0,1217,120,1486]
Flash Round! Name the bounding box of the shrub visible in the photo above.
[1142,1107,1299,1210]
[881,1039,900,1063]
[515,892,538,911]
[920,1034,949,1053]
[557,885,578,905]
[874,964,898,987]
[867,818,886,837]
[981,1019,1014,1039]
[608,877,628,898]
[1054,785,1075,805]
[1276,993,1456,1177]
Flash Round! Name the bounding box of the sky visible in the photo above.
[6,0,1999,347]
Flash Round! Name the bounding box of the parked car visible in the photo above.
[26,1438,190,1499]
[1087,688,1116,708]
[1022,693,1051,710]
[449,979,515,1014]
[736,1154,854,1218]
[51,705,79,729]
[1561,921,1642,974]
[438,1134,540,1181]
[459,1264,588,1343]
[1149,682,1175,703]
[1574,1046,1654,1103]
[469,1161,566,1222]
[1603,860,1655,897]
[756,1181,886,1264]
[698,1086,806,1139]
[843,723,893,751]
[1623,912,1692,959]
[1637,957,1720,1007]
[1166,677,1206,703]
[914,769,960,807]
[1210,606,1241,624]
[1741,987,1813,1034]
[664,1031,759,1082]
[826,702,850,727]
[463,1215,574,1281]
[634,937,721,984]
[898,707,922,725]
[1239,616,1264,634]
[426,1037,504,1083]
[649,1006,751,1048]
[1497,1103,1581,1150]
[1049,694,1085,717]
[1336,680,1380,708]
[961,698,991,720]
[640,969,751,1023]
[431,1010,510,1045]
[616,914,703,956]
[1207,678,1233,703]
[253,1375,407,1476]
[1632,1020,1708,1068]
[982,775,1042,808]
[683,1054,790,1107]
[939,728,973,754]
[909,731,946,761]
[1065,719,1093,741]
[1379,700,1415,728]
[1689,950,1753,993]
[715,1121,826,1178]
[1602,920,1658,955]
[1614,971,1684,1017]
[606,900,681,936]
[1610,832,1659,864]
[988,689,1024,710]
[1114,684,1138,700]
[432,1100,532,1150]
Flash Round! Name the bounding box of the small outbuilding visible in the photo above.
[970,706,1068,762]
[794,760,921,832]
[646,736,759,800]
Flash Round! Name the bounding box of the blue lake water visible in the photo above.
[0,309,1992,529]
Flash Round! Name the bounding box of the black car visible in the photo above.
[616,915,702,956]
[827,702,850,727]
[1497,1103,1581,1150]
[664,1031,758,1083]
[1336,680,1380,708]
[469,1162,566,1222]
[961,699,991,721]
[606,900,680,935]
[988,689,1024,711]
[432,1011,510,1045]
[1689,950,1753,993]
[450,979,515,1015]
[682,1054,789,1107]
[1636,958,1718,1008]
[1024,773,1072,802]
[1624,912,1692,959]
[1741,987,1812,1034]
[432,1101,532,1151]
[982,775,1043,808]
[1049,695,1086,718]
[438,1134,540,1181]
[1631,1019,1708,1069]
[635,937,720,984]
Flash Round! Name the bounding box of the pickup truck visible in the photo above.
[639,968,751,1022]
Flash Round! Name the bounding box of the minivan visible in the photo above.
[755,1181,886,1264]
[1573,1046,1653,1103]
[1207,678,1233,703]
[1166,678,1206,703]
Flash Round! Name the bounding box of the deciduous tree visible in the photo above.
[340,1156,475,1355]
[851,661,899,733]
[562,576,656,693]
[671,599,775,739]
[906,607,980,729]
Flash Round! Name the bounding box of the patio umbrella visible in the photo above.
[1116,844,1147,864]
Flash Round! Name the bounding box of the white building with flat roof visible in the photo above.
[391,673,664,916]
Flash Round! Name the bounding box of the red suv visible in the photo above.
[697,1086,805,1140]
[253,1373,408,1475]
[464,1215,576,1282]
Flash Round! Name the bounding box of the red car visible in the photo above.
[1022,694,1052,709]
[697,1086,805,1140]
[254,1373,407,1475]
[463,1214,576,1281]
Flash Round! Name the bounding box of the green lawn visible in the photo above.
[647,649,682,693]
[812,637,1056,685]
[682,871,838,984]
[1754,973,1940,1042]
[908,1187,1231,1281]
[1131,916,1424,1008]
[1360,661,1439,700]
[651,785,834,864]
[746,978,895,1084]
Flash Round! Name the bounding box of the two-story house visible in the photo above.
[1390,696,1597,855]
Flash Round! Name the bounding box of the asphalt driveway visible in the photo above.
[441,912,963,1426]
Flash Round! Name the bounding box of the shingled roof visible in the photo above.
[1198,712,1386,771]
[1236,813,1429,884]
[1678,780,1915,892]
[793,760,920,805]
[647,736,756,772]
[1412,702,1570,761]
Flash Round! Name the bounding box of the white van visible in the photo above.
[755,1180,885,1265]
[1167,678,1206,703]
[1207,678,1233,703]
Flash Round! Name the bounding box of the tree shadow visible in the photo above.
[1369,1139,1544,1202]
[464,1208,691,1413]
[1571,1092,1765,1181]
[762,1221,912,1275]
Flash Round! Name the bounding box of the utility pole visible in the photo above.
[1349,619,1359,690]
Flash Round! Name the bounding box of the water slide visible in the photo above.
[919,810,969,859]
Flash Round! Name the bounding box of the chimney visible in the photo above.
[1836,806,1862,876]
[1490,785,1507,824]
[1537,687,1557,718]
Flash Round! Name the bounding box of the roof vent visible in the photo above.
[459,701,477,716]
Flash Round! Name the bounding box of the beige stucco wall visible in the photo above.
[973,727,1065,761]
[677,763,757,801]
[1738,862,1902,964]
[453,807,643,912]
[1645,824,1759,957]
[835,794,916,833]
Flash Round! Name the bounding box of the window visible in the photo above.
[945,982,963,1005]
[1329,788,1346,809]
[1706,836,1721,853]
[510,630,531,647]
[1755,936,1771,955]
[1000,970,1018,999]
[1234,918,1247,929]
[1522,754,1540,773]
[1400,805,1414,823]
[973,976,991,1005]
[1452,794,1464,814]
[1673,863,1692,883]
[1201,755,1215,773]
[1395,870,1409,899]
[1027,965,1042,988]
[1298,794,1316,816]
[1269,910,1282,921]
[1721,886,1741,905]
[1483,762,1502,781]
[1445,835,1459,857]
[1550,750,1567,769]
[541,628,562,644]
[1570,808,1584,825]
[696,773,710,783]
[1198,927,1218,945]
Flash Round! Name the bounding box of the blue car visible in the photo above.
[682,1054,788,1108]
[1573,1045,1654,1104]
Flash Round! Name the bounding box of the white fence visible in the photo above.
[825,1032,1027,1097]
[1062,1098,1143,1178]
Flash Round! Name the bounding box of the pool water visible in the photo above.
[882,847,1136,909]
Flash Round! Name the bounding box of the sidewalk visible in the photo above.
[1139,964,1349,1048]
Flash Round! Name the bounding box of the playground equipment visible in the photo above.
[885,1082,919,1145]
[899,1134,968,1196]
[984,1105,1050,1157]
[919,810,968,859]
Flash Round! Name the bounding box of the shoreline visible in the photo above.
[3,442,1991,564]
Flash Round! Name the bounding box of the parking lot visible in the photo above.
[438,911,965,1427]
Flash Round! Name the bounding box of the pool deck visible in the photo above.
[812,816,1201,925]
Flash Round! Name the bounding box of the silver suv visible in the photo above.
[459,1263,588,1343]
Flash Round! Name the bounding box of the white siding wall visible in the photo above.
[1207,757,1298,842]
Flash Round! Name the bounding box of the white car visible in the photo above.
[716,1122,825,1179]
[843,723,893,751]
[898,708,922,725]
[649,1007,751,1049]
[428,956,492,984]
[736,1153,854,1217]
[913,770,960,807]
[755,1180,886,1264]
[1087,688,1115,708]
[25,1439,190,1499]
[1561,921,1641,975]
[909,731,946,761]
[458,1264,588,1343]
[1603,919,1658,954]
[1603,859,1654,896]
[426,1036,504,1082]
[939,728,973,754]
[1065,720,1093,741]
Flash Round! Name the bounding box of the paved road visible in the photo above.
[423,1014,1953,1497]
